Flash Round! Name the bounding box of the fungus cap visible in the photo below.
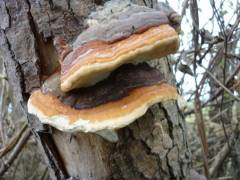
[74,0,181,46]
[28,83,178,132]
[60,24,179,92]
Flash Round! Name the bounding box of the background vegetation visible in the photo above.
[0,0,239,179]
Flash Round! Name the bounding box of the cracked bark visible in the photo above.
[0,0,191,179]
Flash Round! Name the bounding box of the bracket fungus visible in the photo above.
[27,1,181,141]
[28,64,178,132]
[55,3,180,92]
[28,84,177,132]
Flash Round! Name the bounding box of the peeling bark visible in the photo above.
[0,0,191,179]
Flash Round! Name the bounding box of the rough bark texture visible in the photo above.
[0,0,191,179]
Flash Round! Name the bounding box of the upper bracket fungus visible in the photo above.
[55,1,180,92]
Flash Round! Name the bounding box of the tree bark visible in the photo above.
[0,0,191,179]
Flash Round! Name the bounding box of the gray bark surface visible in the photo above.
[0,0,191,179]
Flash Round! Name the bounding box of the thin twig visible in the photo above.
[190,0,210,178]
[200,64,240,101]
[0,128,31,177]
[40,167,49,180]
[184,63,240,116]
[181,0,189,17]
[209,132,237,177]
[0,74,7,80]
[208,108,230,122]
[209,100,240,177]
[204,63,240,105]
[0,122,28,158]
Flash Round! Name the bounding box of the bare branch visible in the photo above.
[209,130,238,177]
[200,64,240,101]
[0,123,28,158]
[0,129,31,177]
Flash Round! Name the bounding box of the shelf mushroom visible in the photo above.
[55,3,180,92]
[28,84,177,133]
[28,1,181,141]
[28,64,178,133]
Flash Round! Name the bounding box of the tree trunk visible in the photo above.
[0,0,191,179]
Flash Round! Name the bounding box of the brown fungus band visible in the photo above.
[42,63,166,109]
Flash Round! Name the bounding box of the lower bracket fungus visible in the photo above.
[28,83,177,133]
[28,64,178,134]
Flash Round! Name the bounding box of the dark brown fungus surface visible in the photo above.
[42,63,166,109]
